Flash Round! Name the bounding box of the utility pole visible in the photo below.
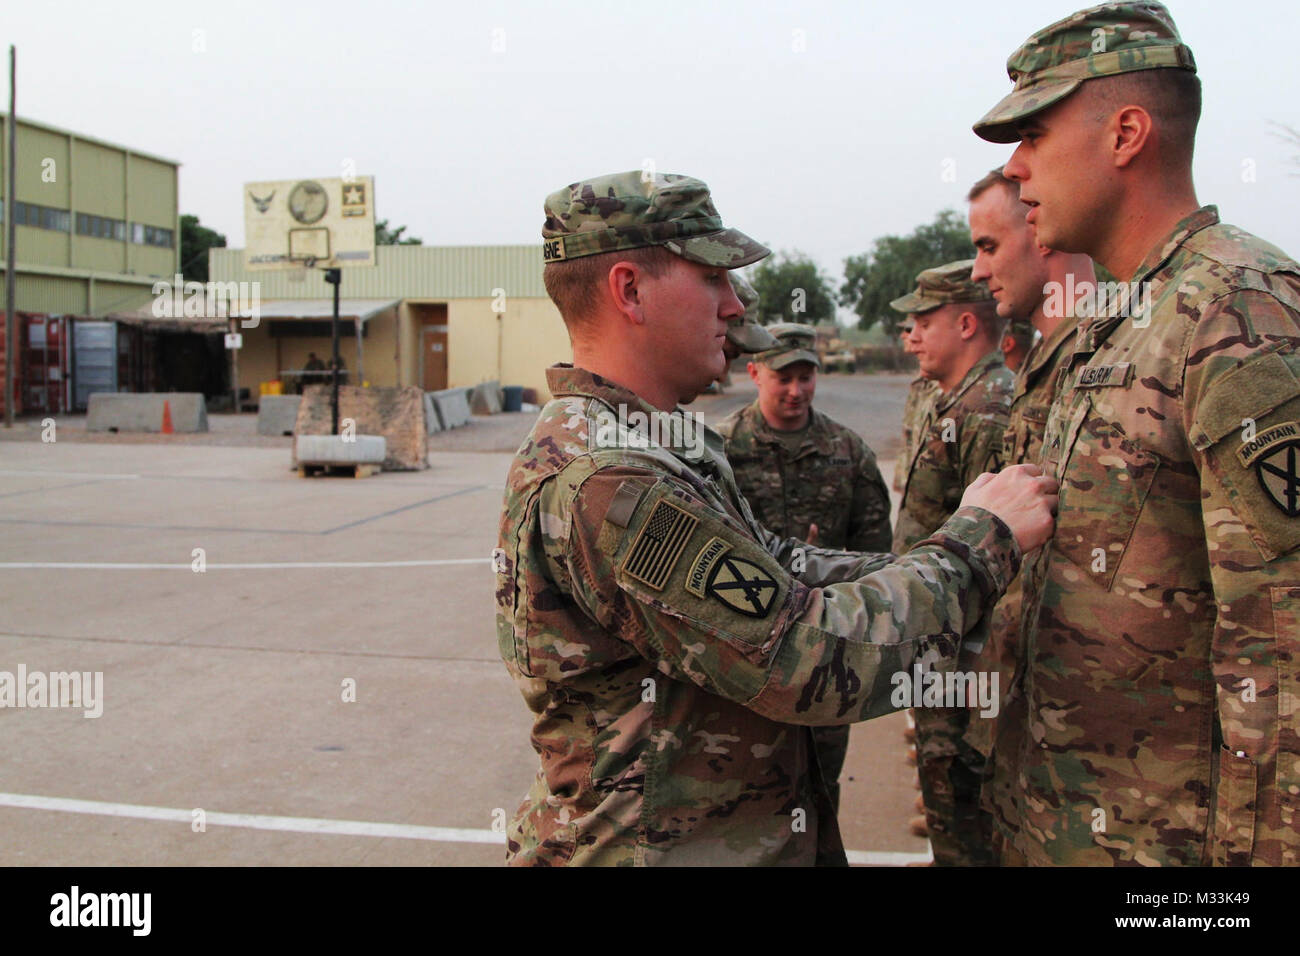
[4,47,16,428]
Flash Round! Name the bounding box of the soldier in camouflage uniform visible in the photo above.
[974,1,1300,865]
[998,319,1035,374]
[892,260,1014,865]
[715,323,894,813]
[895,320,938,495]
[966,167,1098,860]
[497,170,1057,865]
[723,272,777,362]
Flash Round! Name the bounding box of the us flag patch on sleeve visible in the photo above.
[621,499,699,591]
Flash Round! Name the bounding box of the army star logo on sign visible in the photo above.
[1256,441,1300,516]
[705,555,777,618]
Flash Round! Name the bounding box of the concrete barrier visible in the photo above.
[295,434,386,464]
[469,380,502,415]
[429,388,471,429]
[423,392,443,435]
[257,395,302,436]
[86,392,208,433]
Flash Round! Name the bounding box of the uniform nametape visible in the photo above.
[1074,362,1133,389]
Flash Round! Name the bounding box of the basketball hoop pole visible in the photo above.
[324,267,342,434]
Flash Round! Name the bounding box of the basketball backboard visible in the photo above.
[243,176,377,271]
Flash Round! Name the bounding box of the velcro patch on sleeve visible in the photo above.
[620,498,699,591]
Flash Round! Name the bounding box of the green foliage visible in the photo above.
[179,214,227,283]
[839,209,975,333]
[746,251,837,325]
[375,219,423,245]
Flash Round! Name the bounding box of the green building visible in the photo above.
[1,115,180,415]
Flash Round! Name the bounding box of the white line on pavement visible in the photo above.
[0,559,492,570]
[0,470,140,479]
[0,791,929,864]
[0,792,503,844]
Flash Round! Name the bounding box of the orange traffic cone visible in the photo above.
[161,400,174,434]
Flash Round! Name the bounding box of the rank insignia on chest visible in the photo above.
[705,555,778,618]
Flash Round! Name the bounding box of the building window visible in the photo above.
[76,212,129,241]
[127,222,173,248]
[12,200,71,233]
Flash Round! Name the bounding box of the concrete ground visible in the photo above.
[0,372,930,866]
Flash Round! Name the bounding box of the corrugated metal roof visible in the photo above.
[107,298,399,329]
[209,245,547,299]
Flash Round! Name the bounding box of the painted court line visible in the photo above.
[0,470,140,480]
[0,559,492,570]
[0,792,929,864]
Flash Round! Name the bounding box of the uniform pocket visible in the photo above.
[1212,746,1258,867]
[1050,400,1159,590]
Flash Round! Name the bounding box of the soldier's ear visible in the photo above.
[747,362,761,385]
[607,262,646,325]
[958,310,979,340]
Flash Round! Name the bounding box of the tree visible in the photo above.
[840,209,975,334]
[180,214,227,283]
[375,219,423,245]
[746,251,837,326]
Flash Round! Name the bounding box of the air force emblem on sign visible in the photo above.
[705,555,778,618]
[1256,440,1300,517]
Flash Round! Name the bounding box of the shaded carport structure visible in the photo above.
[250,299,401,387]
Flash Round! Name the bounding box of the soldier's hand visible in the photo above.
[960,463,1058,554]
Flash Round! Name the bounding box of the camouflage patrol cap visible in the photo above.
[727,272,778,353]
[755,323,821,371]
[973,2,1196,144]
[890,259,992,314]
[542,171,771,267]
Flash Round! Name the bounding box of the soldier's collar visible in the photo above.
[1015,318,1077,396]
[935,349,1005,410]
[1130,205,1220,288]
[748,402,828,454]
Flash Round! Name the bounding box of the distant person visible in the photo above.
[716,322,894,816]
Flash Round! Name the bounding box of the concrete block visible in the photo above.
[429,388,471,429]
[86,393,208,433]
[469,381,502,415]
[423,392,443,434]
[294,385,427,471]
[295,434,386,464]
[257,395,302,436]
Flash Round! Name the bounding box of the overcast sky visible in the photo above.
[8,0,1299,294]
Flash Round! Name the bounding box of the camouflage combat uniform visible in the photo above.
[498,365,1022,865]
[974,4,1300,865]
[970,315,1079,846]
[717,370,893,812]
[894,348,1013,866]
[498,169,1025,866]
[895,377,938,494]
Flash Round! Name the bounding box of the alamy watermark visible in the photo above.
[152,273,261,328]
[0,665,103,718]
[594,405,706,461]
[1043,276,1152,325]
[891,664,998,718]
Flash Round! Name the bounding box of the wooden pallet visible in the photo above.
[297,462,381,479]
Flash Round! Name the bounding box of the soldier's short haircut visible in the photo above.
[939,298,1006,344]
[1083,69,1202,165]
[967,168,1020,203]
[544,246,680,332]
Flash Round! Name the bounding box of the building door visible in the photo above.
[422,325,448,391]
